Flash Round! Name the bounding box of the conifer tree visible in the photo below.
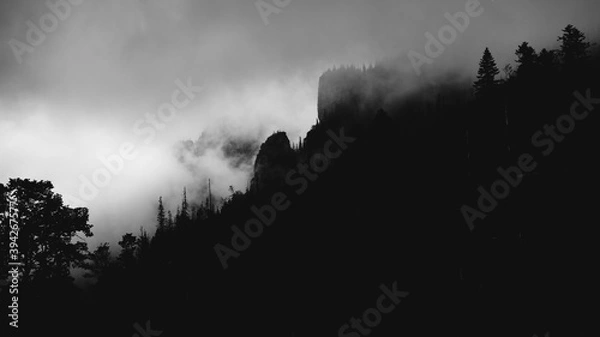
[167,210,173,229]
[181,187,189,221]
[83,243,112,279]
[157,196,166,233]
[537,48,557,69]
[515,42,538,75]
[473,48,500,97]
[558,24,591,65]
[136,227,150,261]
[117,233,137,268]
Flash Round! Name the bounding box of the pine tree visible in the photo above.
[167,210,173,228]
[117,233,137,268]
[136,227,150,261]
[206,179,214,215]
[515,42,537,65]
[473,48,500,97]
[181,187,188,221]
[558,24,591,65]
[537,48,557,69]
[175,206,181,226]
[83,242,112,279]
[515,42,537,75]
[157,196,165,233]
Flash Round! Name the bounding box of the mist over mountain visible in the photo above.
[174,125,262,202]
[1,1,600,336]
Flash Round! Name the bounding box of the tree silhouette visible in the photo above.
[167,210,173,229]
[558,24,591,65]
[136,227,150,262]
[0,178,93,283]
[473,47,500,97]
[178,187,189,225]
[83,242,112,279]
[537,48,557,68]
[515,42,538,76]
[117,233,137,268]
[157,196,166,233]
[515,42,537,65]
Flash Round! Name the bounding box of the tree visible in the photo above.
[175,206,181,226]
[515,42,537,65]
[515,42,538,75]
[473,48,500,97]
[167,210,173,229]
[156,196,166,233]
[0,179,93,284]
[117,233,137,268]
[136,227,150,262]
[558,24,591,65]
[538,48,557,69]
[83,242,112,279]
[180,187,189,221]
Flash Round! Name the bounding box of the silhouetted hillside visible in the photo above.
[250,131,296,193]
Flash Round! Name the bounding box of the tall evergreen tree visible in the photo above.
[537,48,558,70]
[515,42,537,65]
[136,227,150,262]
[558,24,591,65]
[117,233,137,268]
[167,210,173,229]
[157,196,166,233]
[175,206,181,226]
[473,48,500,97]
[515,42,538,75]
[181,187,189,221]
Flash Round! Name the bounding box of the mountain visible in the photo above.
[250,131,296,193]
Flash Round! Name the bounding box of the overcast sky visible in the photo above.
[1,0,599,250]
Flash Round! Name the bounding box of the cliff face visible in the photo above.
[249,66,472,193]
[317,65,474,132]
[250,132,297,193]
[316,64,400,124]
[317,66,370,122]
